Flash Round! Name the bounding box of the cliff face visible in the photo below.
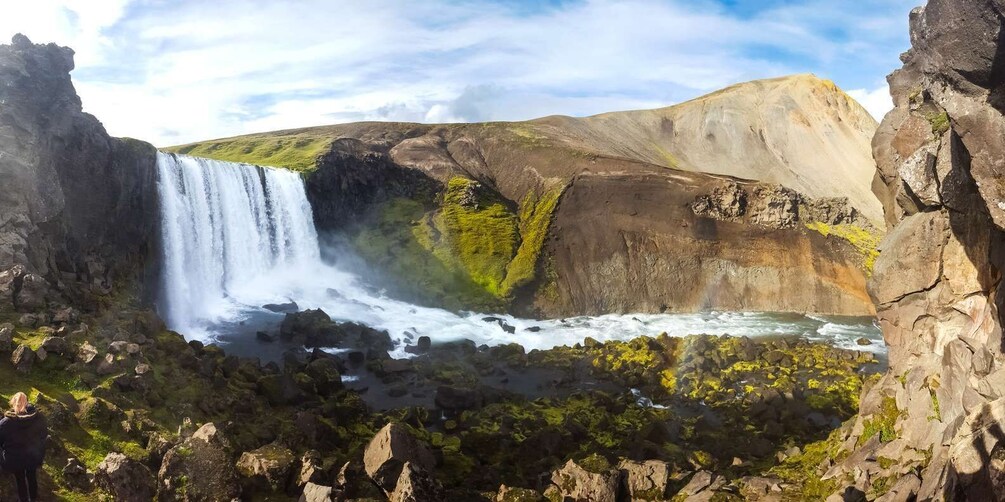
[813,1,1005,499]
[174,76,883,317]
[0,35,158,312]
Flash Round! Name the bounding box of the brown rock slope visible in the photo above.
[794,1,1005,499]
[170,75,883,317]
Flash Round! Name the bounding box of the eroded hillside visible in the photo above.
[168,75,883,317]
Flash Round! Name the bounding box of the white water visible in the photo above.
[156,153,883,358]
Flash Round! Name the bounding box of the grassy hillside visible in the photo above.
[165,130,334,172]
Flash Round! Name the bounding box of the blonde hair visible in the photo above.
[9,392,27,415]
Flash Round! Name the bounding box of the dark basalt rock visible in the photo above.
[0,35,158,308]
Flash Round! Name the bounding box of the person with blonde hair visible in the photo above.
[0,392,47,501]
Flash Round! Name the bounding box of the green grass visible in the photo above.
[166,133,332,172]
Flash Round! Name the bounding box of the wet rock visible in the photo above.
[257,331,275,343]
[546,459,620,502]
[237,442,296,492]
[434,385,483,411]
[158,422,240,500]
[95,452,156,502]
[305,357,343,394]
[363,423,436,493]
[281,309,338,346]
[618,459,672,501]
[11,344,33,373]
[263,301,299,313]
[856,337,872,346]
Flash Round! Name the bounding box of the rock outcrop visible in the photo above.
[824,1,1005,500]
[0,34,157,309]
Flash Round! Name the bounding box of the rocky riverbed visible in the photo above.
[0,281,881,500]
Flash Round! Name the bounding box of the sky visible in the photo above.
[1,0,917,147]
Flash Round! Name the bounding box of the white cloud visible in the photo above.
[847,85,895,122]
[1,0,915,146]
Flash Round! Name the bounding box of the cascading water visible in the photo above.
[156,153,883,358]
[157,153,320,334]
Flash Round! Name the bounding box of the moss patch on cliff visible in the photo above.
[350,177,564,312]
[501,187,563,295]
[351,197,504,311]
[805,221,881,272]
[441,177,521,297]
[167,133,332,172]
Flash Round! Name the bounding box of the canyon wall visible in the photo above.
[0,35,158,311]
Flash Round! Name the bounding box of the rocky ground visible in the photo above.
[0,264,882,501]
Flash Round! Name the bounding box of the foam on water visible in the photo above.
[156,153,883,358]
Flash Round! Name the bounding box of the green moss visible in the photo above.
[929,389,941,422]
[166,133,332,172]
[769,426,847,500]
[351,197,504,311]
[859,397,901,445]
[805,221,881,273]
[440,177,521,297]
[501,187,564,295]
[927,111,950,136]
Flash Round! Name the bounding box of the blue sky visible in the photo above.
[2,0,916,146]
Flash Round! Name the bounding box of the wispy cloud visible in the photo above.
[2,0,914,146]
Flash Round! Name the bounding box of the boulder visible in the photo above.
[236,443,296,492]
[157,422,240,500]
[495,484,545,501]
[11,344,34,373]
[547,459,620,502]
[62,457,91,491]
[618,459,672,501]
[293,450,325,488]
[300,482,339,502]
[94,452,156,502]
[280,309,338,346]
[305,357,343,394]
[40,336,68,355]
[77,341,98,364]
[434,385,483,411]
[263,301,299,313]
[389,461,443,502]
[14,272,49,310]
[0,324,12,352]
[258,374,304,406]
[363,423,436,493]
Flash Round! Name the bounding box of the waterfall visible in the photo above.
[157,153,320,333]
[154,152,882,357]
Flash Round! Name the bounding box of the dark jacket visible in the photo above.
[0,405,48,471]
